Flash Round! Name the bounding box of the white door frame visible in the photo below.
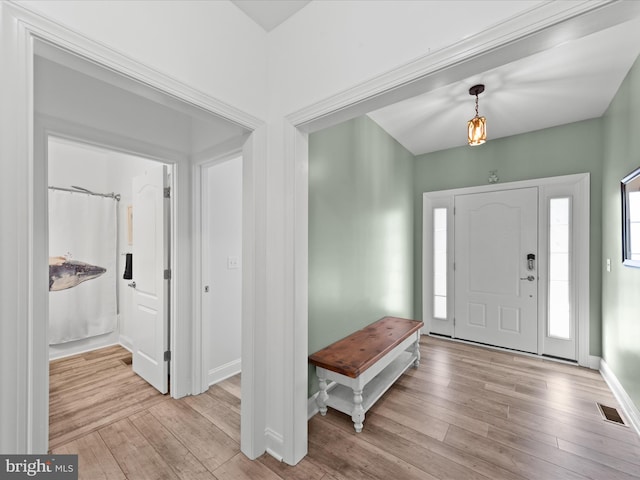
[1,3,265,458]
[422,174,592,367]
[192,139,247,394]
[41,127,180,363]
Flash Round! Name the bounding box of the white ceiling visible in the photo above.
[369,18,640,156]
[230,2,640,156]
[231,0,311,31]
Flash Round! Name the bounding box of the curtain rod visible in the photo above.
[48,185,121,201]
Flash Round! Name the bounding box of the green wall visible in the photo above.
[308,62,640,414]
[413,120,604,356]
[601,54,640,409]
[308,115,414,393]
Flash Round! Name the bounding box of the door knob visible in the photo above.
[128,281,137,288]
[519,275,535,282]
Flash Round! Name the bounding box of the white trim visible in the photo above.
[119,335,133,353]
[194,148,244,394]
[191,134,251,165]
[240,126,268,460]
[1,1,264,457]
[588,355,601,371]
[9,3,263,132]
[575,175,591,367]
[421,174,590,366]
[265,428,284,461]
[600,359,640,437]
[208,359,242,387]
[265,447,284,463]
[288,1,639,132]
[49,341,121,361]
[37,113,189,165]
[422,197,454,337]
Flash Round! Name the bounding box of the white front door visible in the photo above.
[131,164,170,393]
[454,187,538,353]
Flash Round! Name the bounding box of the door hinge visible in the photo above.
[164,187,171,198]
[164,269,171,280]
[164,350,171,362]
[453,317,456,326]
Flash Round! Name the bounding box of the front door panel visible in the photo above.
[454,188,538,353]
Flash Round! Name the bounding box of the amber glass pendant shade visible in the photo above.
[468,115,486,146]
[467,84,486,146]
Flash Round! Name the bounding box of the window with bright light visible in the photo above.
[548,198,571,339]
[433,208,447,319]
[629,191,640,260]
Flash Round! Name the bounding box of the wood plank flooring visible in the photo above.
[49,337,640,480]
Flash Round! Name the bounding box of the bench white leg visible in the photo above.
[351,389,365,432]
[413,335,421,368]
[317,376,329,416]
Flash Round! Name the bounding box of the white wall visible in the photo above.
[267,0,544,115]
[22,0,268,120]
[204,156,242,385]
[1,0,592,463]
[47,136,161,359]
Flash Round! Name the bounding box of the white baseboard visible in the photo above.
[600,359,640,437]
[208,359,241,386]
[49,330,121,360]
[588,355,601,370]
[307,381,337,420]
[119,334,133,353]
[265,428,284,462]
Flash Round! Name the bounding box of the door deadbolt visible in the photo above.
[527,253,536,271]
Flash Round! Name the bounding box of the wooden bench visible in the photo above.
[309,316,423,432]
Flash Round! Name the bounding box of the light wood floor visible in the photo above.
[49,338,640,480]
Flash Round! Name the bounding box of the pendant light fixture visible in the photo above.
[468,84,486,146]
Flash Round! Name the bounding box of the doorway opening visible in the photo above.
[422,173,590,364]
[47,134,174,446]
[34,39,251,452]
[200,155,243,389]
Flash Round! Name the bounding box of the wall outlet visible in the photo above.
[227,256,240,269]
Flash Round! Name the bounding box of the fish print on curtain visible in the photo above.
[48,190,117,344]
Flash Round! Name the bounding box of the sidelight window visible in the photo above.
[548,197,571,339]
[433,208,447,319]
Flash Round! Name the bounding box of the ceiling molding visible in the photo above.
[8,1,265,132]
[287,0,638,132]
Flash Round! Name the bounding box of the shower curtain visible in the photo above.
[48,190,117,344]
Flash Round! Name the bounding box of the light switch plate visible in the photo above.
[227,256,240,269]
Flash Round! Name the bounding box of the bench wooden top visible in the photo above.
[308,317,423,378]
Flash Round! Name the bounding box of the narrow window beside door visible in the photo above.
[629,190,640,261]
[433,208,447,319]
[548,197,571,339]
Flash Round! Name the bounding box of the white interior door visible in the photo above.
[454,187,538,353]
[131,164,169,393]
[201,157,243,387]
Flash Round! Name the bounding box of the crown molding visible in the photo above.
[288,0,639,131]
[6,1,264,131]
